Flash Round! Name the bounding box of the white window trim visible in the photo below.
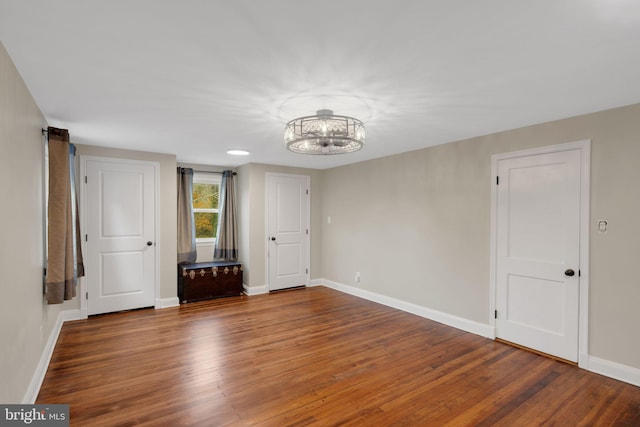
[193,172,221,243]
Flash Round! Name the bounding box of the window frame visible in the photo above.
[192,172,221,243]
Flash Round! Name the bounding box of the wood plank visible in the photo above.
[37,286,640,426]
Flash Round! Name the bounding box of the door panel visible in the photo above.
[101,171,144,237]
[276,243,302,277]
[507,275,564,334]
[267,174,309,291]
[86,159,156,315]
[507,162,568,263]
[496,149,581,361]
[101,252,143,295]
[277,182,302,232]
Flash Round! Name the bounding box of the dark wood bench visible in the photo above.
[177,261,243,303]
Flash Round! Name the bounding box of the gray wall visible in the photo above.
[321,103,640,370]
[0,43,73,403]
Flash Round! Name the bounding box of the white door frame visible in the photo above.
[79,155,161,318]
[265,172,311,291]
[489,140,590,368]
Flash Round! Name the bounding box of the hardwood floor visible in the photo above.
[37,286,640,426]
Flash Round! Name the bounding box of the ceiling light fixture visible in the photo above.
[284,109,365,155]
[227,149,250,156]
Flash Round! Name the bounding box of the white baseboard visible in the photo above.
[586,355,640,388]
[60,309,82,322]
[243,284,268,295]
[308,279,325,287]
[312,279,494,339]
[155,297,180,309]
[23,309,82,404]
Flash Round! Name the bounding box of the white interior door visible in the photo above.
[495,148,582,362]
[84,158,157,315]
[267,173,310,291]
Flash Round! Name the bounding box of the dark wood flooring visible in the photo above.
[37,286,640,426]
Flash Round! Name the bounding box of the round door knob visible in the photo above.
[270,237,276,241]
[564,269,575,277]
[147,241,153,246]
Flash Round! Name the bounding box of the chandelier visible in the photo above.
[284,109,365,155]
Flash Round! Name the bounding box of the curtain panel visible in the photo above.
[46,126,84,304]
[214,170,238,261]
[177,167,197,263]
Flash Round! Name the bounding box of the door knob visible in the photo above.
[564,269,575,277]
[270,237,276,241]
[147,241,153,246]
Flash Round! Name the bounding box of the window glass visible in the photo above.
[192,174,220,241]
[194,212,218,238]
[193,183,218,209]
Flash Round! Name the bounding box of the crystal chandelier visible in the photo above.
[284,109,365,155]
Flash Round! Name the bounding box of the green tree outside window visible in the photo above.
[193,182,219,239]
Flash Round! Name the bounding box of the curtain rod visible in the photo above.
[193,170,237,176]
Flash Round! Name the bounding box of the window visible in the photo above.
[192,173,220,242]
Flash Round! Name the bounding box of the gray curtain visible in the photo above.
[177,167,197,263]
[46,127,84,304]
[214,170,238,261]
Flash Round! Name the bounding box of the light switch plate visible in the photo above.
[598,220,607,232]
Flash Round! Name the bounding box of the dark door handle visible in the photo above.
[564,269,575,277]
[147,241,153,246]
[270,237,276,241]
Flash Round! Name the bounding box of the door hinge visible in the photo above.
[494,310,498,319]
[496,176,499,185]
[306,268,309,274]
[306,189,309,195]
[86,292,88,300]
[85,176,87,184]
[578,269,581,277]
[85,234,88,242]
[306,229,309,235]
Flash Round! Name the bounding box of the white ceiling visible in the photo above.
[1,1,639,170]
